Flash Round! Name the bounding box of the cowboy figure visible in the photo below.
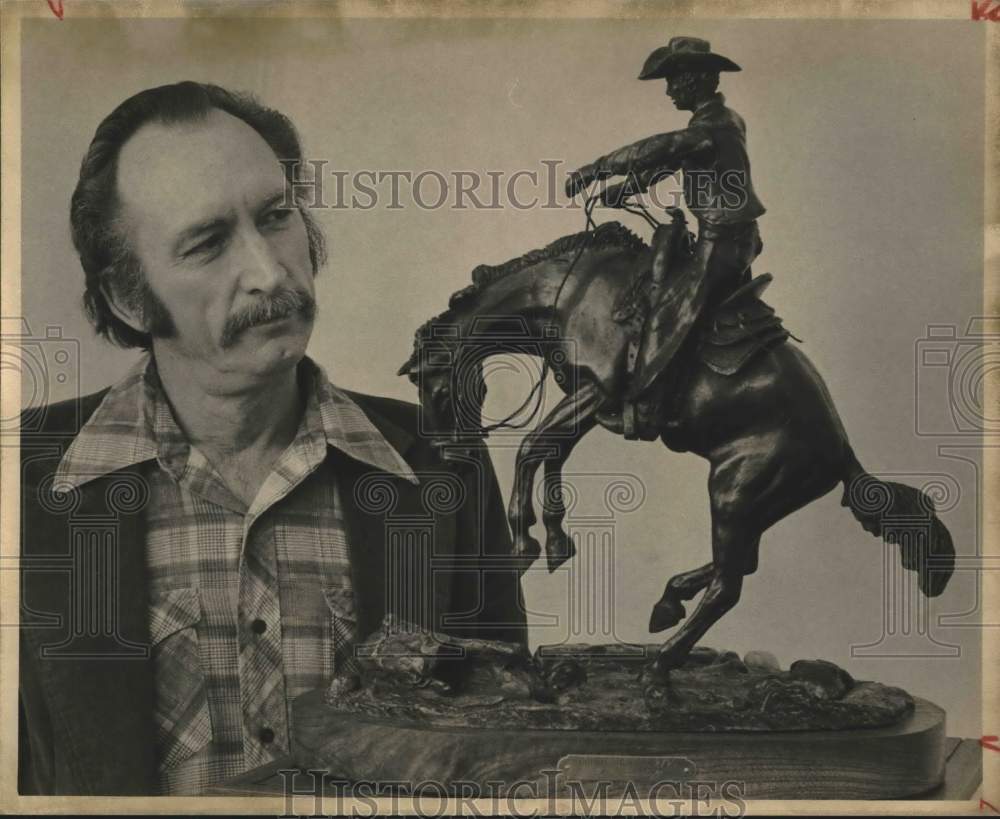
[566,36,765,440]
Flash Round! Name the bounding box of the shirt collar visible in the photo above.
[52,355,159,492]
[691,92,725,120]
[54,354,418,491]
[305,358,418,484]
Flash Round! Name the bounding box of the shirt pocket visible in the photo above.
[149,587,213,771]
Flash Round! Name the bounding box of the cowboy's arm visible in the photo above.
[567,126,712,196]
[598,127,711,176]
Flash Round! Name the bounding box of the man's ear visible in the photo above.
[99,280,146,335]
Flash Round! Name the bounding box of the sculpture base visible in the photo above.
[321,641,915,732]
[292,692,946,800]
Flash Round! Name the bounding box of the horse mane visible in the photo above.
[462,220,646,300]
[398,221,647,374]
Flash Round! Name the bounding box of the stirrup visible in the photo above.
[623,402,638,440]
[595,402,643,440]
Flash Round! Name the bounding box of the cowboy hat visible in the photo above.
[639,36,741,80]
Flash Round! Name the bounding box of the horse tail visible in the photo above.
[839,449,954,598]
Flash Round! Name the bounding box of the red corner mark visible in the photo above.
[982,799,1000,814]
[46,0,64,19]
[972,0,1000,20]
[982,735,1000,752]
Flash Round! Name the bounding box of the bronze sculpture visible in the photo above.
[289,35,969,801]
[398,37,956,677]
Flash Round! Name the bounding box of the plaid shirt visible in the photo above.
[54,354,417,795]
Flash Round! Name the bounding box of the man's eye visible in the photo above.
[263,208,293,227]
[188,233,225,257]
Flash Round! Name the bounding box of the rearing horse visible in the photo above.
[398,220,955,673]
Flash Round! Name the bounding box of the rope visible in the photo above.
[476,190,662,435]
[621,199,661,230]
[478,195,600,433]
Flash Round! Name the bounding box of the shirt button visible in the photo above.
[251,619,267,635]
[259,727,275,744]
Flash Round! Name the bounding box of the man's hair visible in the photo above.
[671,70,721,99]
[70,81,327,349]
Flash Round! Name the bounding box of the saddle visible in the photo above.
[700,276,793,375]
[612,267,794,378]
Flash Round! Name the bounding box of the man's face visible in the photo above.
[115,109,317,383]
[665,73,698,111]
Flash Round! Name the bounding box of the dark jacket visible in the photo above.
[19,388,527,795]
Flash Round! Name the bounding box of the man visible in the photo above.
[19,81,527,796]
[566,37,765,440]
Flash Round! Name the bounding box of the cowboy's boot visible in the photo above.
[594,375,670,440]
[631,380,668,441]
[595,340,673,440]
[594,216,688,439]
[594,404,630,437]
[616,275,692,441]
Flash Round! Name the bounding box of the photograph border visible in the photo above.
[0,0,995,814]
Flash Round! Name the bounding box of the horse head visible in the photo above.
[397,317,488,460]
[398,220,649,455]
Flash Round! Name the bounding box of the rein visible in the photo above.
[474,190,662,435]
[477,195,600,434]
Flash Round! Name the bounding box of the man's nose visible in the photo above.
[234,228,286,294]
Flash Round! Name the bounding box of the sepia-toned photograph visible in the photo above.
[0,1,994,813]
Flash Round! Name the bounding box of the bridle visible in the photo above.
[447,184,664,439]
[475,193,600,434]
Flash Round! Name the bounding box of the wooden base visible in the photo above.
[291,691,947,800]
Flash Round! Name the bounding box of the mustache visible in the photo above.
[220,288,316,348]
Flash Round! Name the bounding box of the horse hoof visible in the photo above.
[654,647,688,674]
[648,599,686,633]
[641,660,671,688]
[512,534,541,564]
[545,531,576,573]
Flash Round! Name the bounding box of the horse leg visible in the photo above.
[654,523,759,673]
[541,389,601,573]
[649,561,714,632]
[508,445,549,567]
[508,384,601,568]
[651,439,781,672]
[652,417,846,672]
